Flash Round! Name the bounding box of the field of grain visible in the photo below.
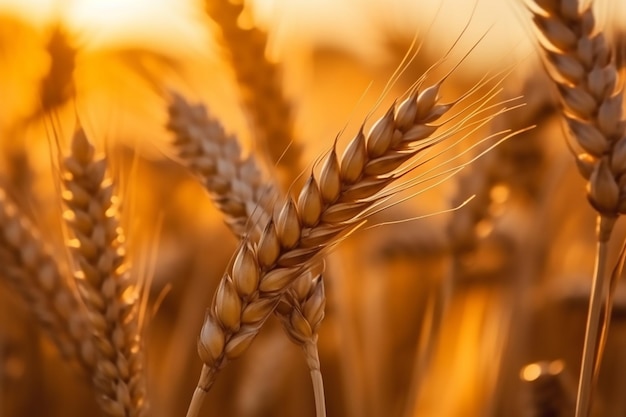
[1,0,626,416]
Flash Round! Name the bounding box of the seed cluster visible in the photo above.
[531,0,626,239]
[0,190,86,362]
[62,129,147,417]
[197,80,457,390]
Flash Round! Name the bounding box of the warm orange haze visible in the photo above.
[0,1,625,417]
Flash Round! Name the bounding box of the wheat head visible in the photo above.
[61,127,147,417]
[203,0,302,186]
[167,92,328,414]
[530,0,625,241]
[0,188,89,366]
[192,76,483,401]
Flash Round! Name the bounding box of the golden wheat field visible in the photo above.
[1,0,626,416]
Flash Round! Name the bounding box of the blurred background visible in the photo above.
[1,0,626,416]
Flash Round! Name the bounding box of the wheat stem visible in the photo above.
[575,215,612,417]
[186,365,215,417]
[304,340,327,417]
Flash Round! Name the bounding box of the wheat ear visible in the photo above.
[61,127,147,417]
[203,0,302,186]
[0,189,89,365]
[275,269,327,417]
[167,92,327,415]
[186,74,501,416]
[530,1,626,415]
[166,92,274,237]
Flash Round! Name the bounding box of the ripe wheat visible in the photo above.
[167,91,328,415]
[186,71,508,416]
[61,128,147,417]
[530,1,626,416]
[203,0,302,186]
[530,0,625,240]
[0,189,88,365]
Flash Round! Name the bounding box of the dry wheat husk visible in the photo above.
[61,127,147,417]
[203,0,302,187]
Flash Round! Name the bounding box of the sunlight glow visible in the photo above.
[520,363,542,382]
[0,0,205,51]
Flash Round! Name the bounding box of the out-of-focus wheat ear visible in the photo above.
[520,360,576,417]
[203,0,302,188]
[0,188,92,367]
[166,91,275,238]
[529,1,626,416]
[3,25,76,202]
[276,270,327,417]
[39,24,76,115]
[167,88,323,376]
[61,126,147,417]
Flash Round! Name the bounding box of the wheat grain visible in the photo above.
[203,0,302,187]
[61,127,147,417]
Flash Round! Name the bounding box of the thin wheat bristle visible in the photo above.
[61,126,147,417]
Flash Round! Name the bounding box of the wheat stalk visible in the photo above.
[184,71,512,416]
[61,127,147,417]
[529,1,626,415]
[167,92,327,416]
[0,188,90,366]
[203,0,302,187]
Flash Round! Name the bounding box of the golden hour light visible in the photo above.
[0,1,625,417]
